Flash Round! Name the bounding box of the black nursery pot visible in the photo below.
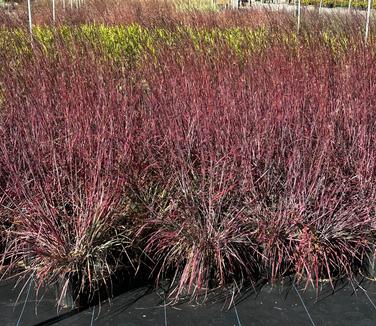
[365,246,376,278]
[63,273,100,309]
[55,273,98,310]
[55,277,77,310]
[55,266,153,310]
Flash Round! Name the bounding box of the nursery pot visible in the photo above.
[55,277,76,310]
[365,244,376,278]
[55,272,95,310]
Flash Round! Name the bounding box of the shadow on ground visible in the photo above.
[1,277,376,325]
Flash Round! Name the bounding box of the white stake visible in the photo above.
[365,0,372,43]
[52,0,56,23]
[297,0,301,33]
[27,0,32,36]
[70,0,73,9]
[319,0,323,13]
[63,0,66,11]
[348,0,352,12]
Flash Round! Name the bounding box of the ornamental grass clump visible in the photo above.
[133,31,376,298]
[0,33,144,304]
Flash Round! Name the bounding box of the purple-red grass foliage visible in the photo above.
[0,36,146,302]
[0,0,273,28]
[2,0,374,33]
[135,37,376,298]
[0,14,376,304]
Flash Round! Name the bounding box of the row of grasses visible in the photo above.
[1,1,376,306]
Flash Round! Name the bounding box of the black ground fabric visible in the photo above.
[0,278,375,325]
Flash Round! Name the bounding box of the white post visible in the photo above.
[348,0,352,12]
[365,0,372,43]
[297,0,301,33]
[70,0,73,9]
[319,0,323,13]
[63,0,66,11]
[52,0,56,23]
[27,0,32,36]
